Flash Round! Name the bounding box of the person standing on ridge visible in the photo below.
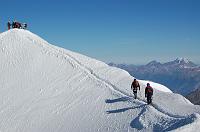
[131,79,140,99]
[7,21,11,30]
[12,21,16,28]
[145,83,153,104]
[24,23,27,29]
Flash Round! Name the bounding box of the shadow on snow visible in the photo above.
[105,96,148,130]
[106,105,145,114]
[105,96,131,104]
[105,96,197,131]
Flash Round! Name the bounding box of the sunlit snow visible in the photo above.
[0,29,200,132]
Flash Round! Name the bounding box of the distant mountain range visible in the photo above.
[109,58,200,104]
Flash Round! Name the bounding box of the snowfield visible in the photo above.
[0,29,200,132]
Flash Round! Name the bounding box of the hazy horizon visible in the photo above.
[107,57,200,65]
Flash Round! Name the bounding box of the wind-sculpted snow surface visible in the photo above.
[0,29,200,132]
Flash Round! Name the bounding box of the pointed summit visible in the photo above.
[146,60,162,66]
[175,57,190,64]
[164,57,197,68]
[0,29,49,45]
[175,57,196,67]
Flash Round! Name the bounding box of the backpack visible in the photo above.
[132,81,139,88]
[146,86,153,95]
[132,81,139,91]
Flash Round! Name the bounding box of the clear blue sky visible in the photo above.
[1,0,200,64]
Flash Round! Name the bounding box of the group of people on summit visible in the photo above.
[131,79,153,104]
[7,20,27,30]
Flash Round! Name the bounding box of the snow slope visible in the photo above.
[0,29,200,132]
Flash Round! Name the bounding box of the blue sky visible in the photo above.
[0,0,200,64]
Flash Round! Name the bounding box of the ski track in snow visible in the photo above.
[0,29,200,132]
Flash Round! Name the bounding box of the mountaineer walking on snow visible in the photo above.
[145,83,153,104]
[131,79,140,99]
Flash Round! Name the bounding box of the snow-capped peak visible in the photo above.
[163,57,197,68]
[146,60,161,66]
[175,57,190,64]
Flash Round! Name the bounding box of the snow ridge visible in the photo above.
[0,29,200,132]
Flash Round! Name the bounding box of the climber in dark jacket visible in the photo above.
[145,83,153,104]
[7,21,11,30]
[131,79,140,99]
